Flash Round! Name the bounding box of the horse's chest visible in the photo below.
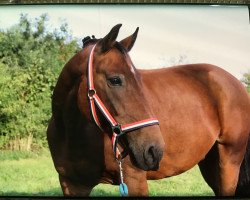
[100,134,120,184]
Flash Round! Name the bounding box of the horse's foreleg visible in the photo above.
[123,165,149,196]
[59,175,94,196]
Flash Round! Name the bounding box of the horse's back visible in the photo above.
[139,64,250,179]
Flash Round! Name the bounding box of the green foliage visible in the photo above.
[241,71,250,93]
[0,14,80,150]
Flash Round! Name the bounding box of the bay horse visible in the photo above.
[47,24,250,196]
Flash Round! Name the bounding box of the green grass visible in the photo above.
[0,150,214,196]
[0,150,62,196]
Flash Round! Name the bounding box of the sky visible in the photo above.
[0,5,249,79]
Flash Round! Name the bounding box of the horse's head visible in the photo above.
[80,24,165,171]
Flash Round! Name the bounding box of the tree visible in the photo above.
[0,14,80,150]
[241,72,250,93]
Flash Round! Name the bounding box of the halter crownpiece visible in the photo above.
[87,44,160,160]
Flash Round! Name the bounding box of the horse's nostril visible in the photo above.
[144,145,161,170]
[148,146,156,162]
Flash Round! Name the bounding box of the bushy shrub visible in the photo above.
[0,14,80,150]
[241,72,250,93]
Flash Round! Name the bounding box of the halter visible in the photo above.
[87,44,160,161]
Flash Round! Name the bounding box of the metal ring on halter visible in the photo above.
[115,148,128,162]
[112,129,129,161]
[88,89,96,99]
[112,124,122,135]
[119,150,128,160]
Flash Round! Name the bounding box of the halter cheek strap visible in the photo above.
[87,44,159,160]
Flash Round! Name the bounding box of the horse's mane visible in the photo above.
[82,35,99,48]
[82,35,126,55]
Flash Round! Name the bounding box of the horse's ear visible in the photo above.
[97,24,122,53]
[119,27,139,52]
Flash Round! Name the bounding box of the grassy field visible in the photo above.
[0,150,214,197]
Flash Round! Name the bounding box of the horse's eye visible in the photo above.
[108,76,122,87]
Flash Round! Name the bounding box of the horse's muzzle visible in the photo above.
[129,142,164,171]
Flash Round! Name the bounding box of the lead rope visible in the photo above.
[118,159,128,196]
[112,129,128,196]
[87,44,159,196]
